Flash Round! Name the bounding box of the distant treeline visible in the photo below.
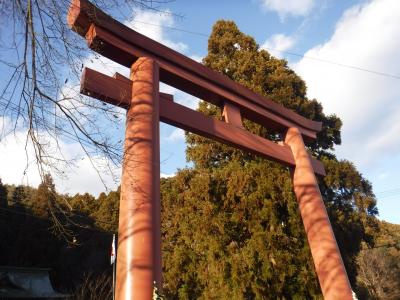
[0,175,399,299]
[0,175,117,295]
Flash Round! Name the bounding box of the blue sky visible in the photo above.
[1,0,399,224]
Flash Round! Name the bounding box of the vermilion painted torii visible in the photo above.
[67,1,354,299]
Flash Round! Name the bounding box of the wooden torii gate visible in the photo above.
[67,1,353,299]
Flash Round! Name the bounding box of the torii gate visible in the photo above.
[67,1,353,299]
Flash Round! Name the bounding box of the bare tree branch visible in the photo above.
[0,0,175,239]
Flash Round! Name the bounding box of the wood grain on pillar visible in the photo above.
[116,57,161,300]
[285,127,353,300]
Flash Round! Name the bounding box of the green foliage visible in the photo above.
[91,188,120,232]
[201,20,342,155]
[29,174,57,218]
[0,178,8,207]
[71,272,112,300]
[319,159,379,280]
[10,185,26,207]
[70,193,98,215]
[0,18,389,300]
[161,20,378,299]
[375,221,400,249]
[355,220,400,300]
[0,179,116,294]
[162,165,322,299]
[154,281,165,300]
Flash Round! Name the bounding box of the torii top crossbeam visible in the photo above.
[67,1,353,299]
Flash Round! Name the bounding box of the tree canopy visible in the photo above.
[0,14,394,300]
[355,221,400,299]
[160,20,379,299]
[0,178,8,207]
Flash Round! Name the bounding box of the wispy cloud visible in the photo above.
[259,0,315,20]
[125,9,188,54]
[261,34,297,58]
[294,0,400,169]
[161,172,175,178]
[1,8,193,195]
[0,120,120,195]
[165,128,185,142]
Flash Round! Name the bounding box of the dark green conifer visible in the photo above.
[92,188,120,232]
[11,185,26,206]
[161,20,378,299]
[31,174,57,217]
[0,178,8,207]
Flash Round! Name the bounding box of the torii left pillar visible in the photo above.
[115,57,162,300]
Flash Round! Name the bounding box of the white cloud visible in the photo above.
[125,10,188,54]
[160,83,200,110]
[260,0,315,19]
[0,116,12,137]
[189,54,203,63]
[56,155,120,196]
[0,122,180,195]
[261,34,296,58]
[161,173,175,178]
[294,0,400,169]
[0,121,120,195]
[1,9,194,196]
[174,92,200,110]
[377,172,389,180]
[0,128,41,187]
[165,128,185,142]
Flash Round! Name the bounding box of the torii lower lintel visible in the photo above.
[80,67,326,176]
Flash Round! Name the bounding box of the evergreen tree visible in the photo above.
[92,188,120,232]
[355,221,400,299]
[31,174,57,218]
[161,20,378,299]
[70,192,99,215]
[0,178,8,207]
[10,185,26,207]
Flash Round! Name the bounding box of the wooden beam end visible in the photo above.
[67,0,91,36]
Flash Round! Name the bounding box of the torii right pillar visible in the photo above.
[285,127,353,300]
